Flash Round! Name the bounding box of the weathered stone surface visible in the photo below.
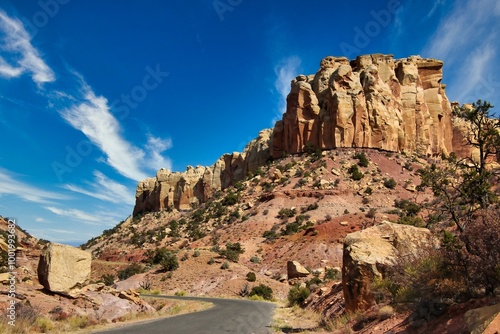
[287,260,310,279]
[37,243,91,295]
[465,303,500,334]
[342,222,436,311]
[272,54,454,158]
[133,129,272,215]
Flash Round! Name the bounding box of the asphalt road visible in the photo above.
[92,295,276,334]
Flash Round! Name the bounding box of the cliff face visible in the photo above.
[271,54,453,158]
[133,129,272,215]
[134,54,474,215]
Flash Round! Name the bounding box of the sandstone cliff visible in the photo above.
[272,54,453,158]
[134,54,483,214]
[133,129,272,215]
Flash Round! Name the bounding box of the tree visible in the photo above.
[453,100,500,175]
[418,100,499,232]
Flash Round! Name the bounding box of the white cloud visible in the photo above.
[423,0,499,62]
[35,217,48,223]
[426,0,445,18]
[145,135,173,171]
[60,81,173,180]
[45,206,119,226]
[422,0,500,104]
[63,170,135,205]
[273,56,301,121]
[0,10,55,84]
[0,168,67,204]
[60,85,146,180]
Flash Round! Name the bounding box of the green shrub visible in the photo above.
[193,250,200,257]
[249,284,273,300]
[221,261,229,269]
[348,165,364,180]
[101,274,115,286]
[250,256,260,263]
[324,267,341,281]
[246,272,257,282]
[277,208,297,219]
[118,263,144,280]
[354,152,369,167]
[384,178,397,189]
[157,251,179,272]
[287,285,311,306]
[223,191,240,206]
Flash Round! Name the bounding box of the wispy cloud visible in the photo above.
[45,206,120,226]
[422,0,500,104]
[35,217,48,223]
[0,168,67,204]
[63,170,135,205]
[273,56,301,121]
[145,134,173,171]
[426,0,446,18]
[0,10,55,85]
[60,80,172,180]
[423,0,499,62]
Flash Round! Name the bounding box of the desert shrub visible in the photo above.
[208,257,215,265]
[250,256,260,263]
[174,290,187,296]
[354,152,369,167]
[365,187,373,195]
[306,277,322,288]
[101,273,115,286]
[282,222,301,235]
[383,178,397,189]
[277,208,296,219]
[263,209,269,216]
[394,199,421,216]
[348,165,364,180]
[263,229,278,241]
[34,317,55,332]
[159,252,179,272]
[221,261,229,269]
[287,285,311,306]
[246,272,257,282]
[365,208,377,219]
[324,267,341,281]
[249,284,273,300]
[181,252,189,261]
[67,315,90,330]
[222,191,240,206]
[193,250,200,257]
[219,242,244,262]
[118,263,144,280]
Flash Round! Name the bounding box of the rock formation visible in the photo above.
[134,129,272,215]
[342,222,437,311]
[287,260,310,279]
[272,54,454,158]
[133,54,488,214]
[37,243,91,295]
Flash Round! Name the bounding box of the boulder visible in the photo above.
[465,303,500,334]
[37,243,91,295]
[287,260,310,279]
[342,222,436,311]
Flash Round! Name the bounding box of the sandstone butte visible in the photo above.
[134,53,475,215]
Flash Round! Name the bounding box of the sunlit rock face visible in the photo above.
[271,54,453,158]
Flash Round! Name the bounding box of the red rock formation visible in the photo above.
[272,54,454,158]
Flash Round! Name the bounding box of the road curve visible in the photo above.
[92,295,276,334]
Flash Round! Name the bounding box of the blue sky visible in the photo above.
[0,0,499,245]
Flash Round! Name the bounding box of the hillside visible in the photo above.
[84,148,431,298]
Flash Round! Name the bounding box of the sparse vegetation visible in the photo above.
[288,284,311,306]
[383,177,397,189]
[118,263,144,280]
[249,284,273,300]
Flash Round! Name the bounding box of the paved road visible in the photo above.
[93,295,276,334]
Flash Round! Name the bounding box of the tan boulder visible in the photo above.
[465,303,500,334]
[342,222,436,311]
[287,260,310,279]
[37,243,91,295]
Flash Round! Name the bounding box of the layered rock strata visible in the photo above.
[133,129,272,214]
[272,54,453,158]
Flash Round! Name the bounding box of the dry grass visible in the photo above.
[272,304,322,333]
